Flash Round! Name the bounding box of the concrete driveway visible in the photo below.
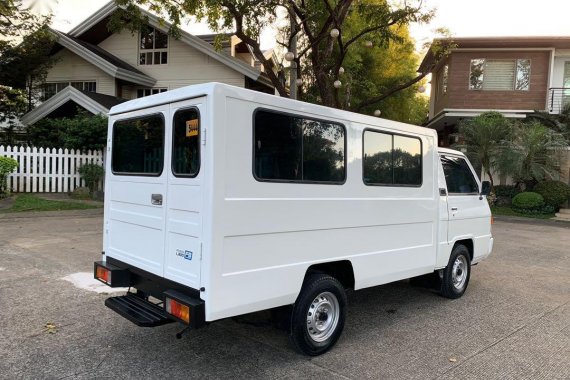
[0,211,568,380]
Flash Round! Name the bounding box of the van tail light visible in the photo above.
[96,266,111,284]
[165,298,190,324]
[163,290,205,328]
[94,261,131,287]
[491,215,494,225]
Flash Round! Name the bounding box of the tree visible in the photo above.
[0,1,55,111]
[0,85,27,145]
[0,0,46,38]
[454,112,512,189]
[111,0,440,112]
[303,16,429,123]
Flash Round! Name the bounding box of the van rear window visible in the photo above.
[172,108,200,177]
[254,109,346,184]
[112,114,164,176]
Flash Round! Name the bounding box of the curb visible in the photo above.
[0,208,103,221]
[493,214,570,228]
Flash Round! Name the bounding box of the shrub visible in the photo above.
[533,181,570,210]
[512,192,544,210]
[27,110,107,150]
[77,163,104,197]
[0,156,18,197]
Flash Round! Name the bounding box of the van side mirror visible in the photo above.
[481,181,491,196]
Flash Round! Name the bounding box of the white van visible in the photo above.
[94,83,493,355]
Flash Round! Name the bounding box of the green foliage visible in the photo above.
[493,185,520,199]
[491,206,554,219]
[27,111,108,150]
[0,156,18,197]
[322,19,429,124]
[0,5,55,111]
[0,0,50,38]
[454,111,512,188]
[0,86,27,145]
[77,163,105,196]
[0,194,98,213]
[533,181,570,209]
[501,121,568,185]
[511,192,544,210]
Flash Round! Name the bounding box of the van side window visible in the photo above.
[112,114,164,176]
[254,109,345,184]
[440,155,479,194]
[363,131,422,186]
[172,108,200,177]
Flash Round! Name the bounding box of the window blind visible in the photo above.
[482,60,516,90]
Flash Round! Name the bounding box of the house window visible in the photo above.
[139,27,168,65]
[438,64,449,96]
[469,58,530,91]
[42,81,96,100]
[136,88,168,98]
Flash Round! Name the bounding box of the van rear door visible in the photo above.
[106,98,205,290]
[106,107,169,277]
[162,98,206,289]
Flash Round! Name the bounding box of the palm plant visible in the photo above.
[454,111,512,190]
[502,120,568,189]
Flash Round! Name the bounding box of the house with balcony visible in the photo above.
[420,36,570,147]
[20,1,275,126]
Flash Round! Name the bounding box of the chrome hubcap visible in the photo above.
[452,255,468,290]
[306,292,340,342]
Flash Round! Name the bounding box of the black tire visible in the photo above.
[440,244,471,299]
[289,273,347,356]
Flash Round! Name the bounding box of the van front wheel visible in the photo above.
[440,244,471,299]
[289,273,347,356]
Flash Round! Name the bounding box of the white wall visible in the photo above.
[46,49,116,96]
[98,31,246,99]
[551,49,570,88]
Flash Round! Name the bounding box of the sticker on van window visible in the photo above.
[186,119,199,137]
[176,249,193,261]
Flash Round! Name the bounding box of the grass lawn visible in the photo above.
[491,206,554,220]
[0,194,100,213]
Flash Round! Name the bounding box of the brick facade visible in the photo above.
[433,50,550,115]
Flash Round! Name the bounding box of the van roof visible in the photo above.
[437,147,466,156]
[109,82,437,139]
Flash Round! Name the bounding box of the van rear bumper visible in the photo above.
[94,258,205,329]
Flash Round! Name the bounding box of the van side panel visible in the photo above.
[205,96,439,321]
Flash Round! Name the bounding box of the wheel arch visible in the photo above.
[304,260,355,290]
[453,238,474,262]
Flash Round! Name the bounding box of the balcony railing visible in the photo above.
[548,87,570,114]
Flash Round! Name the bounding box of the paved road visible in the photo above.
[0,211,569,379]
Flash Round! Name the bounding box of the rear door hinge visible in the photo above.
[202,128,207,146]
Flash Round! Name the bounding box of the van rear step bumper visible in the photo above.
[105,294,174,327]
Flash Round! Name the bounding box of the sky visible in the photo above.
[38,0,570,54]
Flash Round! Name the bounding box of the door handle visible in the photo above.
[151,194,163,205]
[451,207,458,211]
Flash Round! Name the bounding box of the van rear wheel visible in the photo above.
[440,244,471,299]
[289,273,347,356]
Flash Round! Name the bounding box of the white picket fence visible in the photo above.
[0,145,104,193]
